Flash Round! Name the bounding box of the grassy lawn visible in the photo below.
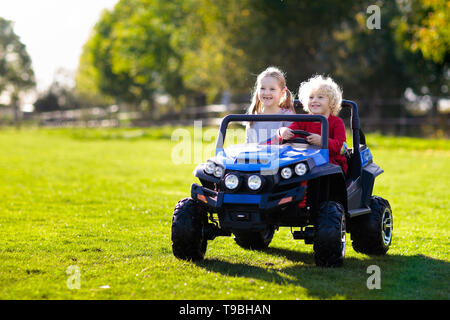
[0,126,448,300]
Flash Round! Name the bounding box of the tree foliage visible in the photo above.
[0,17,35,127]
[77,0,188,111]
[394,0,449,64]
[76,0,449,117]
[0,17,35,103]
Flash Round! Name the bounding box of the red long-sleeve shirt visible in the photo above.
[285,114,348,174]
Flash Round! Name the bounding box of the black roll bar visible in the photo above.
[339,99,362,180]
[340,99,360,151]
[215,114,329,150]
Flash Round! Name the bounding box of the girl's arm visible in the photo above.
[245,124,255,144]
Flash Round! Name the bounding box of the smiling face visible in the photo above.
[257,76,285,110]
[307,89,331,117]
[298,75,342,116]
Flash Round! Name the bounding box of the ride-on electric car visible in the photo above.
[171,100,393,267]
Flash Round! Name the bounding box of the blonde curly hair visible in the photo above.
[298,75,343,116]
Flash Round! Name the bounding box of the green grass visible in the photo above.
[0,126,449,300]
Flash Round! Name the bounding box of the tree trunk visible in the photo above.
[11,93,21,130]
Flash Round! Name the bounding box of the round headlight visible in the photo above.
[224,174,239,190]
[247,175,262,190]
[204,161,215,175]
[281,167,293,179]
[213,165,224,178]
[295,163,308,176]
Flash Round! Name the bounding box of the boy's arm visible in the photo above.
[288,122,303,131]
[328,117,347,155]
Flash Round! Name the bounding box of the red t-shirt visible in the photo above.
[286,114,348,174]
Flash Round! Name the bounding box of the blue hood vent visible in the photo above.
[213,144,329,172]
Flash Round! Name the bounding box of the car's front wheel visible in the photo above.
[171,198,208,260]
[313,201,346,267]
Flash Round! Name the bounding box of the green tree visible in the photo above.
[0,17,35,127]
[179,0,251,103]
[75,26,113,109]
[391,0,449,102]
[77,0,190,115]
[77,0,448,124]
[77,0,362,110]
[322,0,449,121]
[181,0,364,102]
[394,0,449,64]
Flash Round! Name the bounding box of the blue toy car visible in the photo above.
[171,100,393,267]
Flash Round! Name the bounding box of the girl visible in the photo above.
[278,75,348,173]
[245,67,295,144]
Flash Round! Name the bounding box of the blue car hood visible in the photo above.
[214,143,329,172]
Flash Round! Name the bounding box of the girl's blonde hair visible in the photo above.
[298,75,343,116]
[247,66,294,115]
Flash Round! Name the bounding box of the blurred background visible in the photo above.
[0,0,448,137]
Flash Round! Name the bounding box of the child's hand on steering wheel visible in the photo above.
[279,127,294,140]
[306,133,321,146]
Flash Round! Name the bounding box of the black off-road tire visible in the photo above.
[313,201,346,267]
[350,196,393,255]
[233,226,275,250]
[171,197,208,260]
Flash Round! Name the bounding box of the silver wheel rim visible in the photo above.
[381,208,393,246]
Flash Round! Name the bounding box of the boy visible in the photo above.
[278,75,348,173]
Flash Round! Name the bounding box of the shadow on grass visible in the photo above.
[195,246,449,299]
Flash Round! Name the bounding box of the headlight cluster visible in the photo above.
[204,160,224,178]
[247,175,262,191]
[223,173,263,191]
[204,160,307,191]
[280,162,308,179]
[224,174,239,190]
[281,167,292,179]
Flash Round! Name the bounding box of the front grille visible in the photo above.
[235,158,270,165]
[272,182,299,194]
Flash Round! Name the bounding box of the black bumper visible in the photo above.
[191,183,306,212]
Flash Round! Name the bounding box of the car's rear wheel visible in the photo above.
[350,196,392,255]
[233,225,275,250]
